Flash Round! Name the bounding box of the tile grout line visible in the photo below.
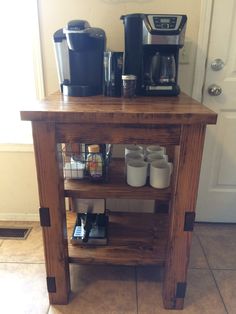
[196,233,229,314]
[189,266,211,270]
[210,268,236,271]
[135,266,139,314]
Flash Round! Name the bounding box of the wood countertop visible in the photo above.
[20,92,217,125]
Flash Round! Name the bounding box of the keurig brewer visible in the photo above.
[53,20,106,96]
[121,14,187,96]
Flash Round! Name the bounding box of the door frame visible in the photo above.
[192,0,213,221]
[192,0,214,101]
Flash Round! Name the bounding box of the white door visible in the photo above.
[196,0,236,222]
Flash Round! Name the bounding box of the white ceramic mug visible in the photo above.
[146,153,168,177]
[127,160,147,187]
[146,153,168,163]
[150,160,173,189]
[125,152,144,162]
[146,145,166,155]
[125,144,143,156]
[125,152,144,174]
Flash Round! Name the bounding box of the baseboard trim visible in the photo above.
[0,213,39,222]
[0,144,34,152]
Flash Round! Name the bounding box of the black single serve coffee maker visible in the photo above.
[121,14,187,96]
[53,20,106,96]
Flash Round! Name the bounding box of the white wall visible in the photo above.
[38,0,201,96]
[0,145,39,221]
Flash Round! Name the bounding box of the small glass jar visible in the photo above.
[122,75,137,98]
[86,144,104,181]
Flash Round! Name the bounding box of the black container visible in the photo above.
[120,14,143,95]
[103,51,123,97]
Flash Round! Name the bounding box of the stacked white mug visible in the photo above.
[126,160,148,187]
[146,145,168,177]
[125,145,147,187]
[125,144,144,156]
[146,145,166,155]
[150,159,173,189]
[125,145,144,176]
[125,144,172,189]
[146,145,173,189]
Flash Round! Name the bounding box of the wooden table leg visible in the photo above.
[162,125,206,309]
[32,122,70,304]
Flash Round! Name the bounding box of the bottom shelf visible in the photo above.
[67,211,168,266]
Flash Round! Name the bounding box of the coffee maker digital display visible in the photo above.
[121,14,187,96]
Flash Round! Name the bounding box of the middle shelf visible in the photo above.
[64,158,171,200]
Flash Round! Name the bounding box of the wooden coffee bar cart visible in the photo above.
[21,92,217,309]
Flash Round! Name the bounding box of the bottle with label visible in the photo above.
[86,144,104,181]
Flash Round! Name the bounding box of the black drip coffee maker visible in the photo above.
[121,14,187,96]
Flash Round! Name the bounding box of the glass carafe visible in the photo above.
[159,54,176,84]
[144,52,161,85]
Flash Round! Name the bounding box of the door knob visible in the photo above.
[208,84,222,96]
[211,58,224,71]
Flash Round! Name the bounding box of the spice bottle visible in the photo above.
[86,144,104,181]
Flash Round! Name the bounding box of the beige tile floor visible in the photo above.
[0,222,236,314]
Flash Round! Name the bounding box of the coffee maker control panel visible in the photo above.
[147,15,186,33]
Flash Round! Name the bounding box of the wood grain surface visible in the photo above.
[67,211,168,266]
[32,122,70,304]
[162,125,207,309]
[21,92,217,125]
[56,123,181,145]
[64,158,171,200]
[25,92,217,308]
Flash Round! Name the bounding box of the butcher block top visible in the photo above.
[20,92,217,125]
